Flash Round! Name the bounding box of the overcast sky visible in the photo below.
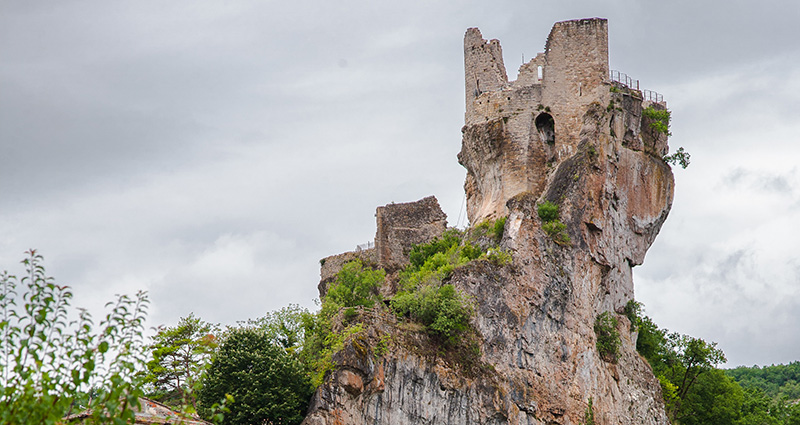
[1,0,798,367]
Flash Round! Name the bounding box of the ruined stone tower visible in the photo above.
[460,18,667,224]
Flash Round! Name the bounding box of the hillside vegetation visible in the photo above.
[629,302,800,425]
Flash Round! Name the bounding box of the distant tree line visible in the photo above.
[727,362,800,401]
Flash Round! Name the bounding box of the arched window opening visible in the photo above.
[537,65,543,80]
[535,112,555,145]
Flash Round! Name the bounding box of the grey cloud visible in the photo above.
[2,0,800,368]
[720,167,797,194]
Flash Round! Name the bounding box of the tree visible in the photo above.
[245,304,308,354]
[677,369,743,425]
[666,333,727,404]
[144,313,219,410]
[198,327,313,425]
[0,250,149,424]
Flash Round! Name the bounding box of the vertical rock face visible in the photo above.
[303,18,674,425]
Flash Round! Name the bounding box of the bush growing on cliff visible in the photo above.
[594,311,621,363]
[392,223,510,344]
[392,283,474,345]
[474,216,507,244]
[299,260,384,387]
[409,229,465,268]
[582,397,596,425]
[325,259,385,310]
[542,221,571,244]
[623,299,643,331]
[538,201,571,245]
[643,106,672,137]
[537,200,560,222]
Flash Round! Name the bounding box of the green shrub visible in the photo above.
[623,300,643,331]
[538,201,571,245]
[643,106,672,136]
[460,242,484,261]
[542,220,566,236]
[595,312,621,363]
[537,201,560,222]
[393,226,511,345]
[408,229,463,268]
[392,284,473,344]
[310,324,364,387]
[542,221,571,245]
[484,248,512,265]
[326,259,384,309]
[491,216,507,243]
[473,217,506,244]
[343,307,358,322]
[300,260,384,388]
[374,334,391,358]
[583,397,596,425]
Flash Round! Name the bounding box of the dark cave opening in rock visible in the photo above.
[536,112,555,145]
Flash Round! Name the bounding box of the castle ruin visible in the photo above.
[460,18,668,224]
[307,18,674,425]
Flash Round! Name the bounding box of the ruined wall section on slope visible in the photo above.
[374,196,447,271]
[318,196,447,297]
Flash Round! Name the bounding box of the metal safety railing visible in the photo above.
[610,70,639,90]
[642,89,664,103]
[609,70,665,105]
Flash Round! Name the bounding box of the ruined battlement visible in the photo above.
[464,18,608,132]
[459,18,670,224]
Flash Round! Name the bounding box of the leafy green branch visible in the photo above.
[663,147,691,169]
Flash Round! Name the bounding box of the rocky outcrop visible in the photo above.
[303,18,674,425]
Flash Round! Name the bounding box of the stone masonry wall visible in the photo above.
[374,196,447,271]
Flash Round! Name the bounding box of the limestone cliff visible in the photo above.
[302,18,674,425]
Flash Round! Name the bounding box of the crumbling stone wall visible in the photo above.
[318,249,377,298]
[460,18,665,225]
[374,196,447,270]
[317,196,447,297]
